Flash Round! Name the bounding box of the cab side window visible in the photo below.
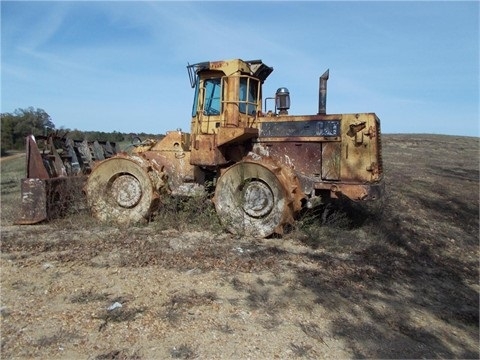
[239,77,258,115]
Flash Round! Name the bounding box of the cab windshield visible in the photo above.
[192,76,259,117]
[203,78,221,115]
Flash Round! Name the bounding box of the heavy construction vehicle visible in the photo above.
[16,58,384,237]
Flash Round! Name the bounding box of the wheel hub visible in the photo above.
[242,180,274,218]
[110,174,142,208]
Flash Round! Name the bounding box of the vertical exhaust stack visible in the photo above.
[318,69,329,115]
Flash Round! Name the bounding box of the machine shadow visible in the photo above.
[291,138,479,358]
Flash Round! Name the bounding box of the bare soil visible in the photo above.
[1,134,479,359]
[0,153,24,164]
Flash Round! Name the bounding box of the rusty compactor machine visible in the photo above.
[17,59,384,237]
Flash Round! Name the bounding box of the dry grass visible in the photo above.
[162,289,218,325]
[1,134,478,359]
[95,349,142,360]
[152,194,223,233]
[170,344,196,359]
[0,153,24,224]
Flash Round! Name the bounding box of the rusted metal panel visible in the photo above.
[252,113,383,203]
[134,131,197,191]
[321,142,341,180]
[252,142,322,196]
[340,113,384,183]
[190,134,227,166]
[315,181,384,201]
[142,150,195,191]
[15,177,87,224]
[25,135,49,179]
[47,137,67,177]
[254,142,322,178]
[15,178,48,224]
[225,76,240,127]
[370,115,384,179]
[149,131,191,152]
[216,127,258,146]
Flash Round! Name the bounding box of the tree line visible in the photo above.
[1,107,162,155]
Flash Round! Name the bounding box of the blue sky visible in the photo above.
[1,1,479,136]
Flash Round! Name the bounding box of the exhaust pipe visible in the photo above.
[318,69,329,115]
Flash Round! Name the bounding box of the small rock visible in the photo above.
[186,268,201,275]
[107,302,122,311]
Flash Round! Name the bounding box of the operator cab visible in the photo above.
[187,59,273,135]
[186,59,273,166]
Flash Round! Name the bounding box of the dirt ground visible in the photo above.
[1,134,479,359]
[0,153,24,164]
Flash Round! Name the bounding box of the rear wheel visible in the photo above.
[85,156,159,224]
[214,162,292,237]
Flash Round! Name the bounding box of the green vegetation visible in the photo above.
[1,107,54,154]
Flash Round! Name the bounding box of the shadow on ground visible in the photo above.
[294,135,479,358]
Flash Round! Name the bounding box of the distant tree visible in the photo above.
[13,107,55,137]
[111,131,124,142]
[67,128,86,140]
[1,113,15,152]
[1,108,163,155]
[1,107,55,153]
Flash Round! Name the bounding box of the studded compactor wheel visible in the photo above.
[85,155,163,224]
[213,162,296,238]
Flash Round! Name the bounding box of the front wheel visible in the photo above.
[213,162,293,238]
[85,156,160,224]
